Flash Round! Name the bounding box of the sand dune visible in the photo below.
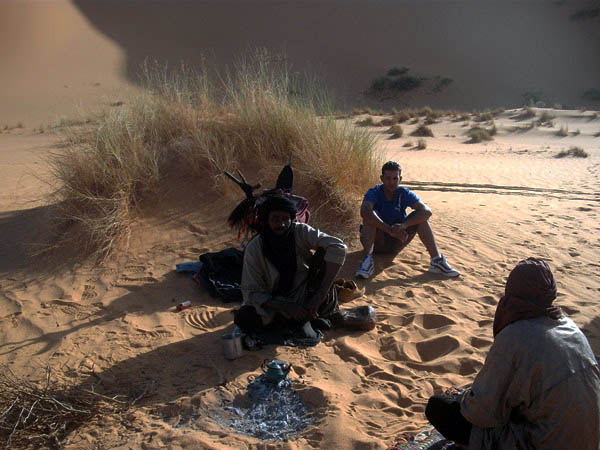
[2,0,600,128]
[1,0,600,447]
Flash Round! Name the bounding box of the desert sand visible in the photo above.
[1,1,599,449]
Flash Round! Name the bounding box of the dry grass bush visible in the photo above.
[0,366,129,449]
[474,111,493,122]
[594,130,600,137]
[378,117,397,126]
[51,51,379,258]
[416,139,427,149]
[572,129,581,136]
[468,126,494,143]
[513,106,536,121]
[387,124,403,139]
[555,147,588,158]
[411,125,434,137]
[556,125,569,137]
[537,111,556,125]
[393,111,412,123]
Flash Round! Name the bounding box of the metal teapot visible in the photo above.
[261,359,292,384]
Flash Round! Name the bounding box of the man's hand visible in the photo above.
[389,224,408,242]
[306,290,328,319]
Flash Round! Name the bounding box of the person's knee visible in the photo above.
[425,396,441,424]
[234,305,263,332]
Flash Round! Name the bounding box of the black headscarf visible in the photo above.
[493,257,563,337]
[258,195,298,296]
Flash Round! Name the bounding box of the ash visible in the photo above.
[213,374,312,441]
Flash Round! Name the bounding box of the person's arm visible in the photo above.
[460,331,524,428]
[306,259,343,318]
[390,200,432,240]
[295,223,346,317]
[361,200,393,235]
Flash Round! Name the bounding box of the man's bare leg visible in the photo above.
[417,221,441,260]
[360,222,377,258]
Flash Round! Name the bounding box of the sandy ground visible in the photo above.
[1,107,599,449]
[1,0,600,448]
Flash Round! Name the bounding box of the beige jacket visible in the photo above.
[241,222,346,324]
[461,316,600,450]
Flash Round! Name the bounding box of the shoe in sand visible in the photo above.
[334,278,366,303]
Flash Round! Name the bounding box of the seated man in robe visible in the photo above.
[234,195,374,335]
[425,258,600,450]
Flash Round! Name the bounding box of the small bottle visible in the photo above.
[176,300,192,311]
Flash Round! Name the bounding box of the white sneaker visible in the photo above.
[355,255,375,279]
[429,254,460,277]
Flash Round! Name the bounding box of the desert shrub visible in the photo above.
[388,124,403,138]
[411,125,434,137]
[468,126,493,143]
[403,141,412,147]
[388,75,423,91]
[387,66,409,76]
[416,139,427,149]
[51,51,379,258]
[432,77,453,93]
[537,111,556,125]
[572,128,581,136]
[371,76,388,91]
[514,106,536,120]
[555,147,588,158]
[522,91,542,105]
[570,8,599,21]
[474,111,494,122]
[594,131,600,137]
[393,110,413,123]
[556,125,569,136]
[583,88,600,102]
[379,117,397,126]
[357,116,376,126]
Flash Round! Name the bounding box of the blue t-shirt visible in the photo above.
[363,184,420,225]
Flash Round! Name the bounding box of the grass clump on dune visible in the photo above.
[51,51,379,258]
[468,125,495,143]
[410,125,434,137]
[387,124,403,139]
[555,147,588,158]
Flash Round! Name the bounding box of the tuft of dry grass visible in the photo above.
[0,365,131,449]
[556,125,569,137]
[468,125,497,144]
[50,52,379,258]
[537,111,556,126]
[403,141,413,147]
[594,130,600,137]
[410,125,434,137]
[387,124,403,139]
[513,106,536,121]
[416,139,427,149]
[555,147,588,158]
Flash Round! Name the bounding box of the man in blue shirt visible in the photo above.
[355,160,459,279]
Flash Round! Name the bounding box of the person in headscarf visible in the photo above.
[235,195,373,334]
[425,258,600,450]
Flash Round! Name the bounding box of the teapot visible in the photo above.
[261,359,292,384]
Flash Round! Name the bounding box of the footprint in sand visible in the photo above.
[184,309,232,330]
[408,335,460,362]
[135,327,174,339]
[414,313,456,330]
[471,336,492,349]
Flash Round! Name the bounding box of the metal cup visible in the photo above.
[221,332,243,360]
